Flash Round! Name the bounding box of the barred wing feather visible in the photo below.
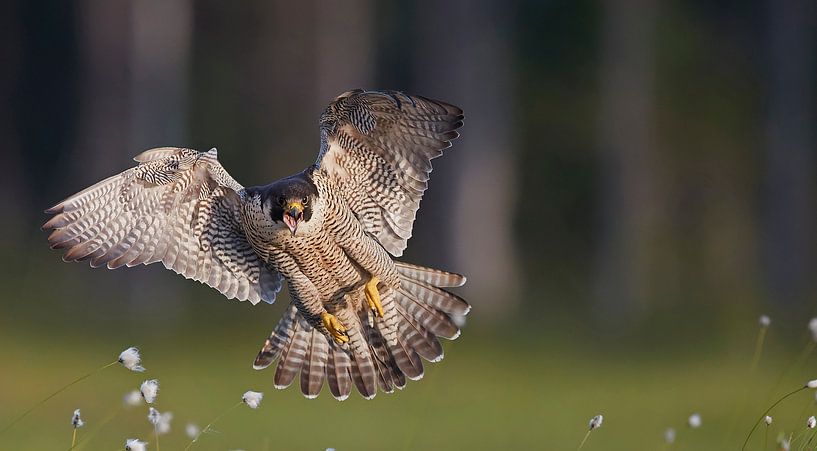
[316,90,464,256]
[43,147,282,305]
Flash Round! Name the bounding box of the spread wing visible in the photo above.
[315,89,464,256]
[43,147,282,305]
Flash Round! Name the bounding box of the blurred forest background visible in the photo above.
[1,1,816,450]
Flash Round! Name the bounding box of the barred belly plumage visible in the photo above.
[280,230,365,308]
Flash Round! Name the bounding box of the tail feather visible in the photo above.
[300,330,328,398]
[365,314,406,393]
[400,277,470,316]
[253,303,299,369]
[397,286,460,339]
[389,334,424,380]
[326,345,353,400]
[395,303,444,362]
[352,359,377,399]
[340,309,378,399]
[273,317,309,389]
[394,262,466,288]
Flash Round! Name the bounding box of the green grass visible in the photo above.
[2,321,817,450]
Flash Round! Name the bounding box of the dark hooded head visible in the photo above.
[259,172,318,235]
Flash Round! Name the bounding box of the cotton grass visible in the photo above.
[184,390,265,450]
[577,414,603,450]
[1,346,146,434]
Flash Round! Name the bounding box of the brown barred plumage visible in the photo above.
[44,90,468,400]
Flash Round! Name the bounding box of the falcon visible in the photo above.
[43,89,469,400]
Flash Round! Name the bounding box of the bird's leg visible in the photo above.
[320,312,349,344]
[364,276,384,318]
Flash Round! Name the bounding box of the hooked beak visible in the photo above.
[283,201,304,235]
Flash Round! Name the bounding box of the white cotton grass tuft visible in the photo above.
[140,379,159,404]
[157,411,173,435]
[806,379,817,389]
[185,423,200,440]
[764,415,773,425]
[589,414,603,430]
[577,414,603,450]
[69,408,84,449]
[808,416,816,429]
[148,407,161,426]
[242,390,264,409]
[758,315,771,327]
[664,427,676,444]
[118,347,146,372]
[71,408,84,428]
[123,390,143,408]
[688,413,702,428]
[125,438,148,451]
[809,318,817,342]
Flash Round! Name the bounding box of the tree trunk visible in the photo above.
[762,0,816,309]
[593,0,658,323]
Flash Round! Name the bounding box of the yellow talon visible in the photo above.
[364,276,384,318]
[321,312,349,344]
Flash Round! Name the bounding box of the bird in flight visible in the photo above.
[43,89,469,400]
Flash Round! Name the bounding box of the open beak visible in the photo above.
[283,201,304,235]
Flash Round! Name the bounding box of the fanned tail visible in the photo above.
[252,262,469,400]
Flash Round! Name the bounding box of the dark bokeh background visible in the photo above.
[1,1,816,450]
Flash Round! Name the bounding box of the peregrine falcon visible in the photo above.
[43,89,469,400]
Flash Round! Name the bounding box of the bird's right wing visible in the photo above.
[43,147,282,305]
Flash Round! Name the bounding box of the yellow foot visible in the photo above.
[364,276,384,318]
[321,312,349,344]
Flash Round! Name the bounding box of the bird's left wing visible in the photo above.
[43,147,282,305]
[315,90,464,256]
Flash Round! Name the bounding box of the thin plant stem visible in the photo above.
[154,423,160,451]
[764,425,768,451]
[725,324,771,446]
[743,386,806,450]
[184,401,242,451]
[769,342,815,400]
[794,427,815,451]
[71,428,77,449]
[750,326,769,373]
[577,429,593,451]
[1,361,117,434]
[792,427,809,451]
[803,429,817,451]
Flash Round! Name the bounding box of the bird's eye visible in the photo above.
[277,196,286,206]
[302,196,309,205]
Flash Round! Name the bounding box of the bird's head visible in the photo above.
[262,174,318,236]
